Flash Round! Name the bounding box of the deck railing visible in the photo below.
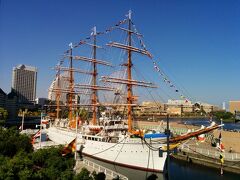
[82,159,128,180]
[180,144,240,161]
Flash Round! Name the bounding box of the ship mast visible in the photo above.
[106,10,155,133]
[50,29,114,127]
[66,28,113,126]
[55,62,61,119]
[127,10,133,132]
[92,26,97,125]
[68,43,74,122]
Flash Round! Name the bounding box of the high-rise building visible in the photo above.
[229,101,240,114]
[48,72,69,104]
[222,102,226,110]
[12,64,37,102]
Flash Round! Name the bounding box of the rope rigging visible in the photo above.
[55,13,193,109]
[130,20,193,103]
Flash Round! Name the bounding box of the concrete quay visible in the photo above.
[172,139,240,174]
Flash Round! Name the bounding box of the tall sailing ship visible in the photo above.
[45,11,222,173]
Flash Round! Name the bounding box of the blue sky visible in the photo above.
[0,0,240,106]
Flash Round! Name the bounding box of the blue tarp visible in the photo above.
[144,133,167,138]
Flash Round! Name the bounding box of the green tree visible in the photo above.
[0,108,8,126]
[78,108,89,120]
[74,168,93,180]
[0,151,33,180]
[8,151,33,179]
[213,111,234,121]
[0,127,33,157]
[0,127,107,180]
[32,146,75,179]
[0,108,8,120]
[94,172,106,180]
[98,106,106,113]
[62,109,69,119]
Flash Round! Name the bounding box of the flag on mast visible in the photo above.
[219,153,224,164]
[91,26,97,36]
[218,132,224,151]
[33,130,41,138]
[31,130,41,144]
[62,138,76,156]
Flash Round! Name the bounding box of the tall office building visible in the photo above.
[12,64,37,102]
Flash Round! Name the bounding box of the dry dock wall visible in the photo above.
[172,151,240,174]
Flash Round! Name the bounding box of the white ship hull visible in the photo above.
[47,127,167,172]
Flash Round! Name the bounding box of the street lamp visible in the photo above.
[19,109,28,131]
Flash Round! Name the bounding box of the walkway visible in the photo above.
[75,158,128,180]
[179,139,240,161]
